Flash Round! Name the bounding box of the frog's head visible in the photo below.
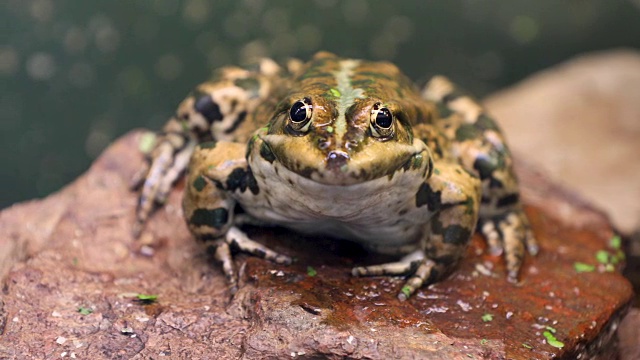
[254,53,433,186]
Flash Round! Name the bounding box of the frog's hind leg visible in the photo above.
[133,59,284,237]
[422,76,538,282]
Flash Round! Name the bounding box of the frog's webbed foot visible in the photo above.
[352,250,438,301]
[478,207,538,281]
[132,133,195,238]
[214,226,293,294]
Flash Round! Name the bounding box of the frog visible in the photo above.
[133,51,538,300]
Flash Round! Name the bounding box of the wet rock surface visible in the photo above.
[1,51,638,359]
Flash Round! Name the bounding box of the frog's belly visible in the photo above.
[237,161,432,255]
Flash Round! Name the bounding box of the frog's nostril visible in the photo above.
[317,138,331,150]
[326,150,349,170]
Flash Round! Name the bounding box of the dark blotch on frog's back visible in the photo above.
[194,94,223,124]
[193,175,207,192]
[198,141,217,149]
[190,208,229,229]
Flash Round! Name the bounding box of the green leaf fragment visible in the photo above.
[545,325,556,333]
[609,235,621,249]
[138,132,157,154]
[574,262,595,273]
[481,313,493,322]
[401,286,412,299]
[480,339,488,345]
[522,343,533,349]
[306,266,317,277]
[543,331,564,348]
[137,294,158,301]
[78,307,93,315]
[595,250,610,264]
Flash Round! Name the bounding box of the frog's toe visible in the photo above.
[130,161,150,191]
[351,250,439,301]
[397,259,437,301]
[213,240,238,294]
[225,226,292,265]
[480,209,536,281]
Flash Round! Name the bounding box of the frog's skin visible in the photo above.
[133,52,538,300]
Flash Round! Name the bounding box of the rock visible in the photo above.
[0,52,635,359]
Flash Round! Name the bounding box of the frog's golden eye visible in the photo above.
[288,98,313,132]
[370,103,394,138]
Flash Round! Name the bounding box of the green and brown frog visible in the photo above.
[133,52,537,300]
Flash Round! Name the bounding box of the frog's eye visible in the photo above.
[288,98,313,132]
[370,103,394,138]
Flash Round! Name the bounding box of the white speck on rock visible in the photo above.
[456,300,472,312]
[56,336,67,345]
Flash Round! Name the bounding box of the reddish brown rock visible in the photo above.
[0,52,636,359]
[0,133,632,359]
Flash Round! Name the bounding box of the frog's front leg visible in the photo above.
[422,75,538,281]
[133,60,283,237]
[353,162,480,301]
[183,141,292,293]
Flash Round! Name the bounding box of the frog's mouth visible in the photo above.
[256,134,430,186]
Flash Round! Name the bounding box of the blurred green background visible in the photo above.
[2,0,639,208]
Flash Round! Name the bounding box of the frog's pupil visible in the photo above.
[376,108,392,128]
[290,101,309,123]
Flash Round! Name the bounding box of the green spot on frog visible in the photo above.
[326,126,334,133]
[455,124,480,141]
[476,114,500,131]
[199,141,217,149]
[190,208,229,229]
[234,77,260,93]
[193,175,207,192]
[329,88,341,97]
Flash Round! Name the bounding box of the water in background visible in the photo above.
[2,0,639,207]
